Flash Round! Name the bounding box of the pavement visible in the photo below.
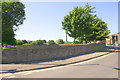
[7,52,118,78]
[1,49,116,78]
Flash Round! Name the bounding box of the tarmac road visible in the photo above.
[4,51,118,78]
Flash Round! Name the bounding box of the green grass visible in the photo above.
[2,47,17,49]
[106,43,110,45]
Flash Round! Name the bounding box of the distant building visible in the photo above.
[106,32,120,45]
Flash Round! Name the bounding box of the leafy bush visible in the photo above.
[48,40,56,45]
[37,40,44,45]
[42,40,47,43]
[106,43,110,45]
[27,40,33,44]
[56,39,64,44]
[16,40,28,45]
[23,43,31,45]
[31,41,36,45]
[115,41,119,44]
[22,40,28,44]
[31,40,43,45]
[16,40,23,45]
[74,41,79,44]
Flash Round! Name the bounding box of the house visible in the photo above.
[106,32,120,45]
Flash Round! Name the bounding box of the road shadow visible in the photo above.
[73,64,120,71]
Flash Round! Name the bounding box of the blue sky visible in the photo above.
[15,2,118,41]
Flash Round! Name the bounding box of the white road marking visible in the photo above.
[14,52,116,75]
[71,52,116,66]
[22,72,32,75]
[6,75,15,78]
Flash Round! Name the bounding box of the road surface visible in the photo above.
[5,52,118,78]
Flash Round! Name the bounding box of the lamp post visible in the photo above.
[66,31,68,43]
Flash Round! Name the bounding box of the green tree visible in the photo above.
[62,4,96,43]
[2,2,25,46]
[88,18,110,42]
[77,38,85,44]
[48,40,56,45]
[0,3,2,44]
[56,39,64,44]
[62,3,110,43]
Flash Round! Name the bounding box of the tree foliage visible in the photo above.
[41,40,47,43]
[21,40,28,44]
[88,18,110,41]
[16,40,29,45]
[2,2,25,45]
[31,40,44,45]
[48,40,56,45]
[62,3,110,43]
[56,39,64,44]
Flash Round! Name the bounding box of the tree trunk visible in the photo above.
[2,43,4,47]
[74,38,76,44]
[85,40,87,43]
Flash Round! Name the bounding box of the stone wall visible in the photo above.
[2,44,106,63]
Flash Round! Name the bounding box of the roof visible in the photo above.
[109,32,120,36]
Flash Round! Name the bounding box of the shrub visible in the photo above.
[42,40,47,43]
[31,40,43,45]
[36,40,44,45]
[74,41,79,44]
[23,43,31,45]
[22,40,28,44]
[48,40,56,45]
[115,41,119,44]
[31,41,36,45]
[27,40,33,44]
[16,40,23,45]
[106,43,110,45]
[56,39,64,44]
